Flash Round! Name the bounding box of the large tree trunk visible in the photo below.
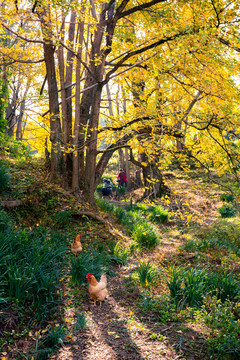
[84,84,103,203]
[43,41,63,179]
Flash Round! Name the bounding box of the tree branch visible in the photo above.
[1,22,44,44]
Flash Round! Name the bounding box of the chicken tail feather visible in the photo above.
[100,273,107,285]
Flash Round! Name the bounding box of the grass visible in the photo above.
[135,260,158,287]
[96,197,161,249]
[70,243,118,286]
[132,221,159,249]
[0,159,11,193]
[36,325,67,359]
[74,311,87,330]
[1,157,240,360]
[167,265,240,309]
[0,211,67,321]
[218,204,236,218]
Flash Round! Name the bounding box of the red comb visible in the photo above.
[86,273,92,280]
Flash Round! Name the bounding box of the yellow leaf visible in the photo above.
[108,331,116,335]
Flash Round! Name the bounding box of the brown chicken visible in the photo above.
[86,273,108,305]
[71,233,82,256]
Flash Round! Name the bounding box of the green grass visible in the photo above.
[0,159,11,193]
[70,244,116,286]
[0,212,67,321]
[96,198,161,249]
[218,204,236,218]
[75,311,87,330]
[199,297,240,359]
[36,325,67,359]
[147,205,170,223]
[135,260,158,287]
[167,265,240,309]
[132,221,159,249]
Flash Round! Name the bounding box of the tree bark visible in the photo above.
[38,7,63,180]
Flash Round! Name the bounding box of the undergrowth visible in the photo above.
[0,210,68,322]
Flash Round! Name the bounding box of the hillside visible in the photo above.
[0,158,240,360]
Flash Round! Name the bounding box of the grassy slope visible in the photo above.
[0,158,240,360]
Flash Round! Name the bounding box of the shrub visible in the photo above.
[218,204,236,218]
[220,193,234,203]
[132,222,159,249]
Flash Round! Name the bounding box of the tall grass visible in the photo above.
[36,325,67,359]
[0,213,67,320]
[132,222,158,249]
[167,266,240,308]
[135,260,158,287]
[70,245,115,286]
[96,198,161,249]
[148,205,170,223]
[0,159,11,193]
[182,221,240,256]
[109,241,130,266]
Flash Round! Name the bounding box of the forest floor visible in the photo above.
[48,172,225,360]
[1,162,239,360]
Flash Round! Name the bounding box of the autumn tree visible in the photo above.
[1,0,240,203]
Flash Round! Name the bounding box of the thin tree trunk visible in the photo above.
[39,6,63,179]
[72,16,85,191]
[16,80,30,140]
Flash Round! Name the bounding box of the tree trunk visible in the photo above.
[84,84,103,203]
[72,17,85,191]
[43,40,63,179]
[38,4,63,180]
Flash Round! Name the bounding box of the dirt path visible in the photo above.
[52,267,206,360]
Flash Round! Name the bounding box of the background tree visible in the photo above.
[1,0,240,203]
